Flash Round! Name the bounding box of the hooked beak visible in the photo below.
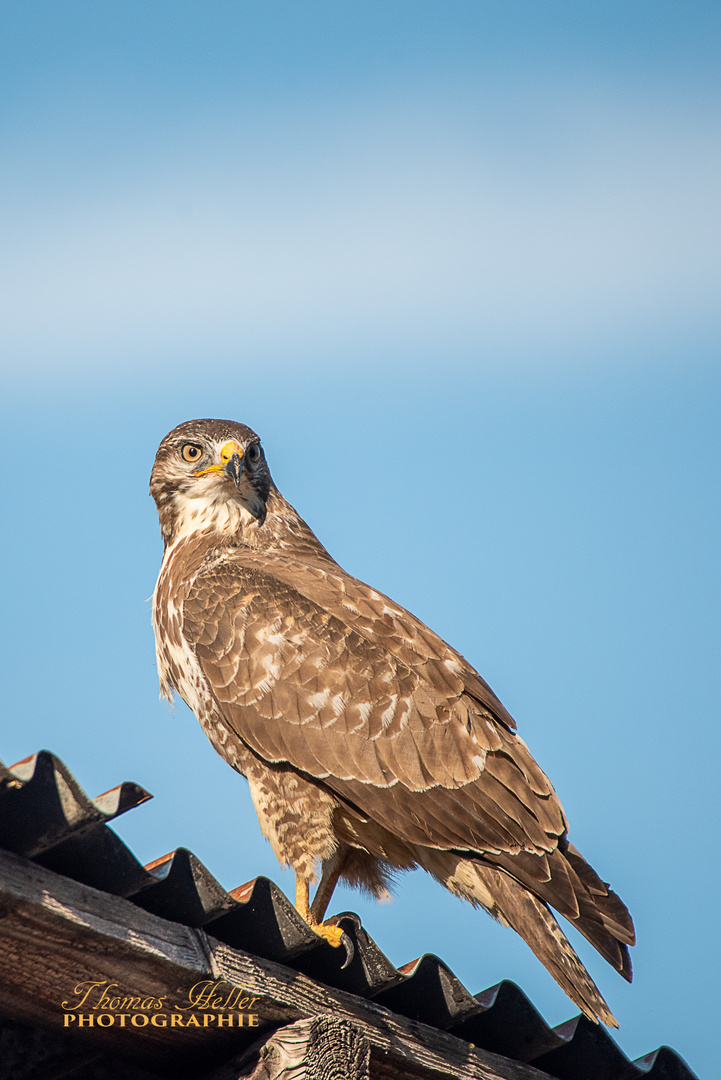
[193,439,244,485]
[224,452,243,489]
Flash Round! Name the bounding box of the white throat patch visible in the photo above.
[170,489,257,544]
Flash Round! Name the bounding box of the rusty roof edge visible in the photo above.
[0,748,701,1080]
[451,980,565,1062]
[373,952,483,1030]
[630,1045,700,1079]
[529,1017,700,1080]
[4,751,152,819]
[0,751,151,860]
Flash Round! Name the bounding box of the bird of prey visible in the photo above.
[150,417,634,1026]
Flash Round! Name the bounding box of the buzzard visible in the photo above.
[150,418,634,1026]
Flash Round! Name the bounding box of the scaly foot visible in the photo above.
[295,877,354,966]
[311,921,345,949]
[312,919,355,967]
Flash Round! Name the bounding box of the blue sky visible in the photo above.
[1,3,719,1075]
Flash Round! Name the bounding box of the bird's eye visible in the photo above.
[246,443,261,464]
[181,444,203,463]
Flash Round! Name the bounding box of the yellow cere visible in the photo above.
[220,440,244,463]
[192,439,243,476]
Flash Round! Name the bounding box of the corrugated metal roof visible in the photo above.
[0,750,699,1080]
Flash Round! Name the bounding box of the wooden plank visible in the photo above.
[203,1015,370,1080]
[0,848,552,1080]
[209,943,551,1080]
[0,847,289,1069]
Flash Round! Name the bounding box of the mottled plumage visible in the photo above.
[150,418,634,1026]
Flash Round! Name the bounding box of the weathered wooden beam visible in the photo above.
[204,1015,370,1080]
[0,847,552,1080]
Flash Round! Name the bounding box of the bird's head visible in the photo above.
[150,418,273,544]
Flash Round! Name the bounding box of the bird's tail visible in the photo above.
[470,860,619,1026]
[418,849,622,1027]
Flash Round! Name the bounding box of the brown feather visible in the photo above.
[150,418,635,1026]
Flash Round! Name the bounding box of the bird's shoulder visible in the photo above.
[180,534,516,732]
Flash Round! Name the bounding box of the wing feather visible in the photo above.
[182,554,565,860]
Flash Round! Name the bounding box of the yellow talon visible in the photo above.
[295,877,347,951]
[312,921,345,949]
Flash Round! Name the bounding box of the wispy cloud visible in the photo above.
[2,80,719,381]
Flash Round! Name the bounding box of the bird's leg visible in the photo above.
[294,876,314,923]
[310,847,349,922]
[294,874,351,962]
